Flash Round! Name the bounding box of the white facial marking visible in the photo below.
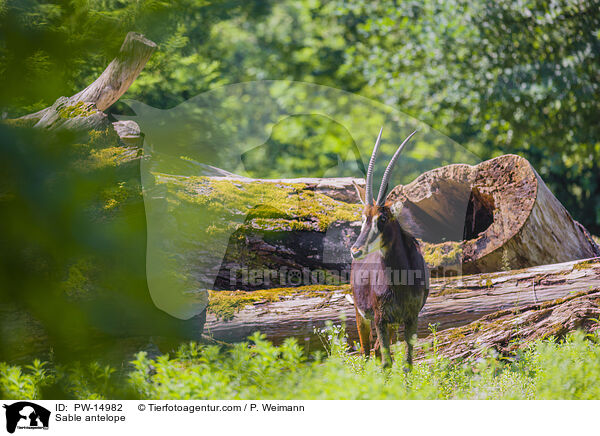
[365,215,383,255]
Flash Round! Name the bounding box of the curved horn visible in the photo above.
[376,130,418,205]
[365,127,384,205]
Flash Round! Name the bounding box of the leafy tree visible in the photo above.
[0,0,274,114]
[2,0,598,230]
[332,0,600,232]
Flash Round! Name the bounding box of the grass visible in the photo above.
[2,324,599,400]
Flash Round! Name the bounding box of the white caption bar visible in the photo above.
[1,400,597,436]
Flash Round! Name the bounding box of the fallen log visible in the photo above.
[198,155,600,292]
[204,257,600,350]
[419,287,600,361]
[388,154,600,275]
[16,32,156,132]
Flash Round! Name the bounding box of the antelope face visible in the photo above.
[350,127,418,260]
[351,205,391,259]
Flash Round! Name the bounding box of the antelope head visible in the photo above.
[350,128,418,260]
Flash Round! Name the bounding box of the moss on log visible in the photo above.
[204,257,600,350]
[166,154,600,293]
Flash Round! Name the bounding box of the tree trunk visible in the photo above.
[204,258,600,350]
[421,287,600,361]
[17,32,156,132]
[387,154,600,275]
[207,155,599,292]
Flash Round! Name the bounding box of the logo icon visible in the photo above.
[3,402,50,434]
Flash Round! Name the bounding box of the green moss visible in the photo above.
[100,180,141,211]
[69,128,137,171]
[154,174,362,235]
[58,101,98,119]
[421,240,463,269]
[61,258,96,300]
[208,284,350,321]
[249,218,316,232]
[444,321,483,341]
[539,289,593,309]
[90,146,129,167]
[573,259,598,271]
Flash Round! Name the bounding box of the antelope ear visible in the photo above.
[352,180,366,205]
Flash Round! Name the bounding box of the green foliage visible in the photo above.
[0,360,53,400]
[53,361,119,400]
[0,123,154,363]
[3,326,600,400]
[332,0,600,232]
[1,0,599,397]
[3,0,598,230]
[533,332,600,399]
[0,0,274,113]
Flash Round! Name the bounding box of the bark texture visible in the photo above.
[204,258,600,350]
[70,33,157,112]
[421,287,600,361]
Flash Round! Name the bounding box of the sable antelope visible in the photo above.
[349,128,429,368]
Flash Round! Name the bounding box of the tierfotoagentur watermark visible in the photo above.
[226,266,432,288]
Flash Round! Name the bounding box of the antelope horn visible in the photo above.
[365,127,384,205]
[376,130,418,205]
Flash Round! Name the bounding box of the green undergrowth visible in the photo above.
[2,324,600,400]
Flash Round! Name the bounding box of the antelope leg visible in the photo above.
[374,321,392,368]
[404,317,418,369]
[355,306,371,356]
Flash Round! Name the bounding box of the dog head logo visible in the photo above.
[3,402,50,434]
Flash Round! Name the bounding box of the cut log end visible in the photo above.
[387,154,600,276]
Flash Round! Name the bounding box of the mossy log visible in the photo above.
[17,32,156,132]
[204,257,600,350]
[206,155,599,292]
[148,173,366,294]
